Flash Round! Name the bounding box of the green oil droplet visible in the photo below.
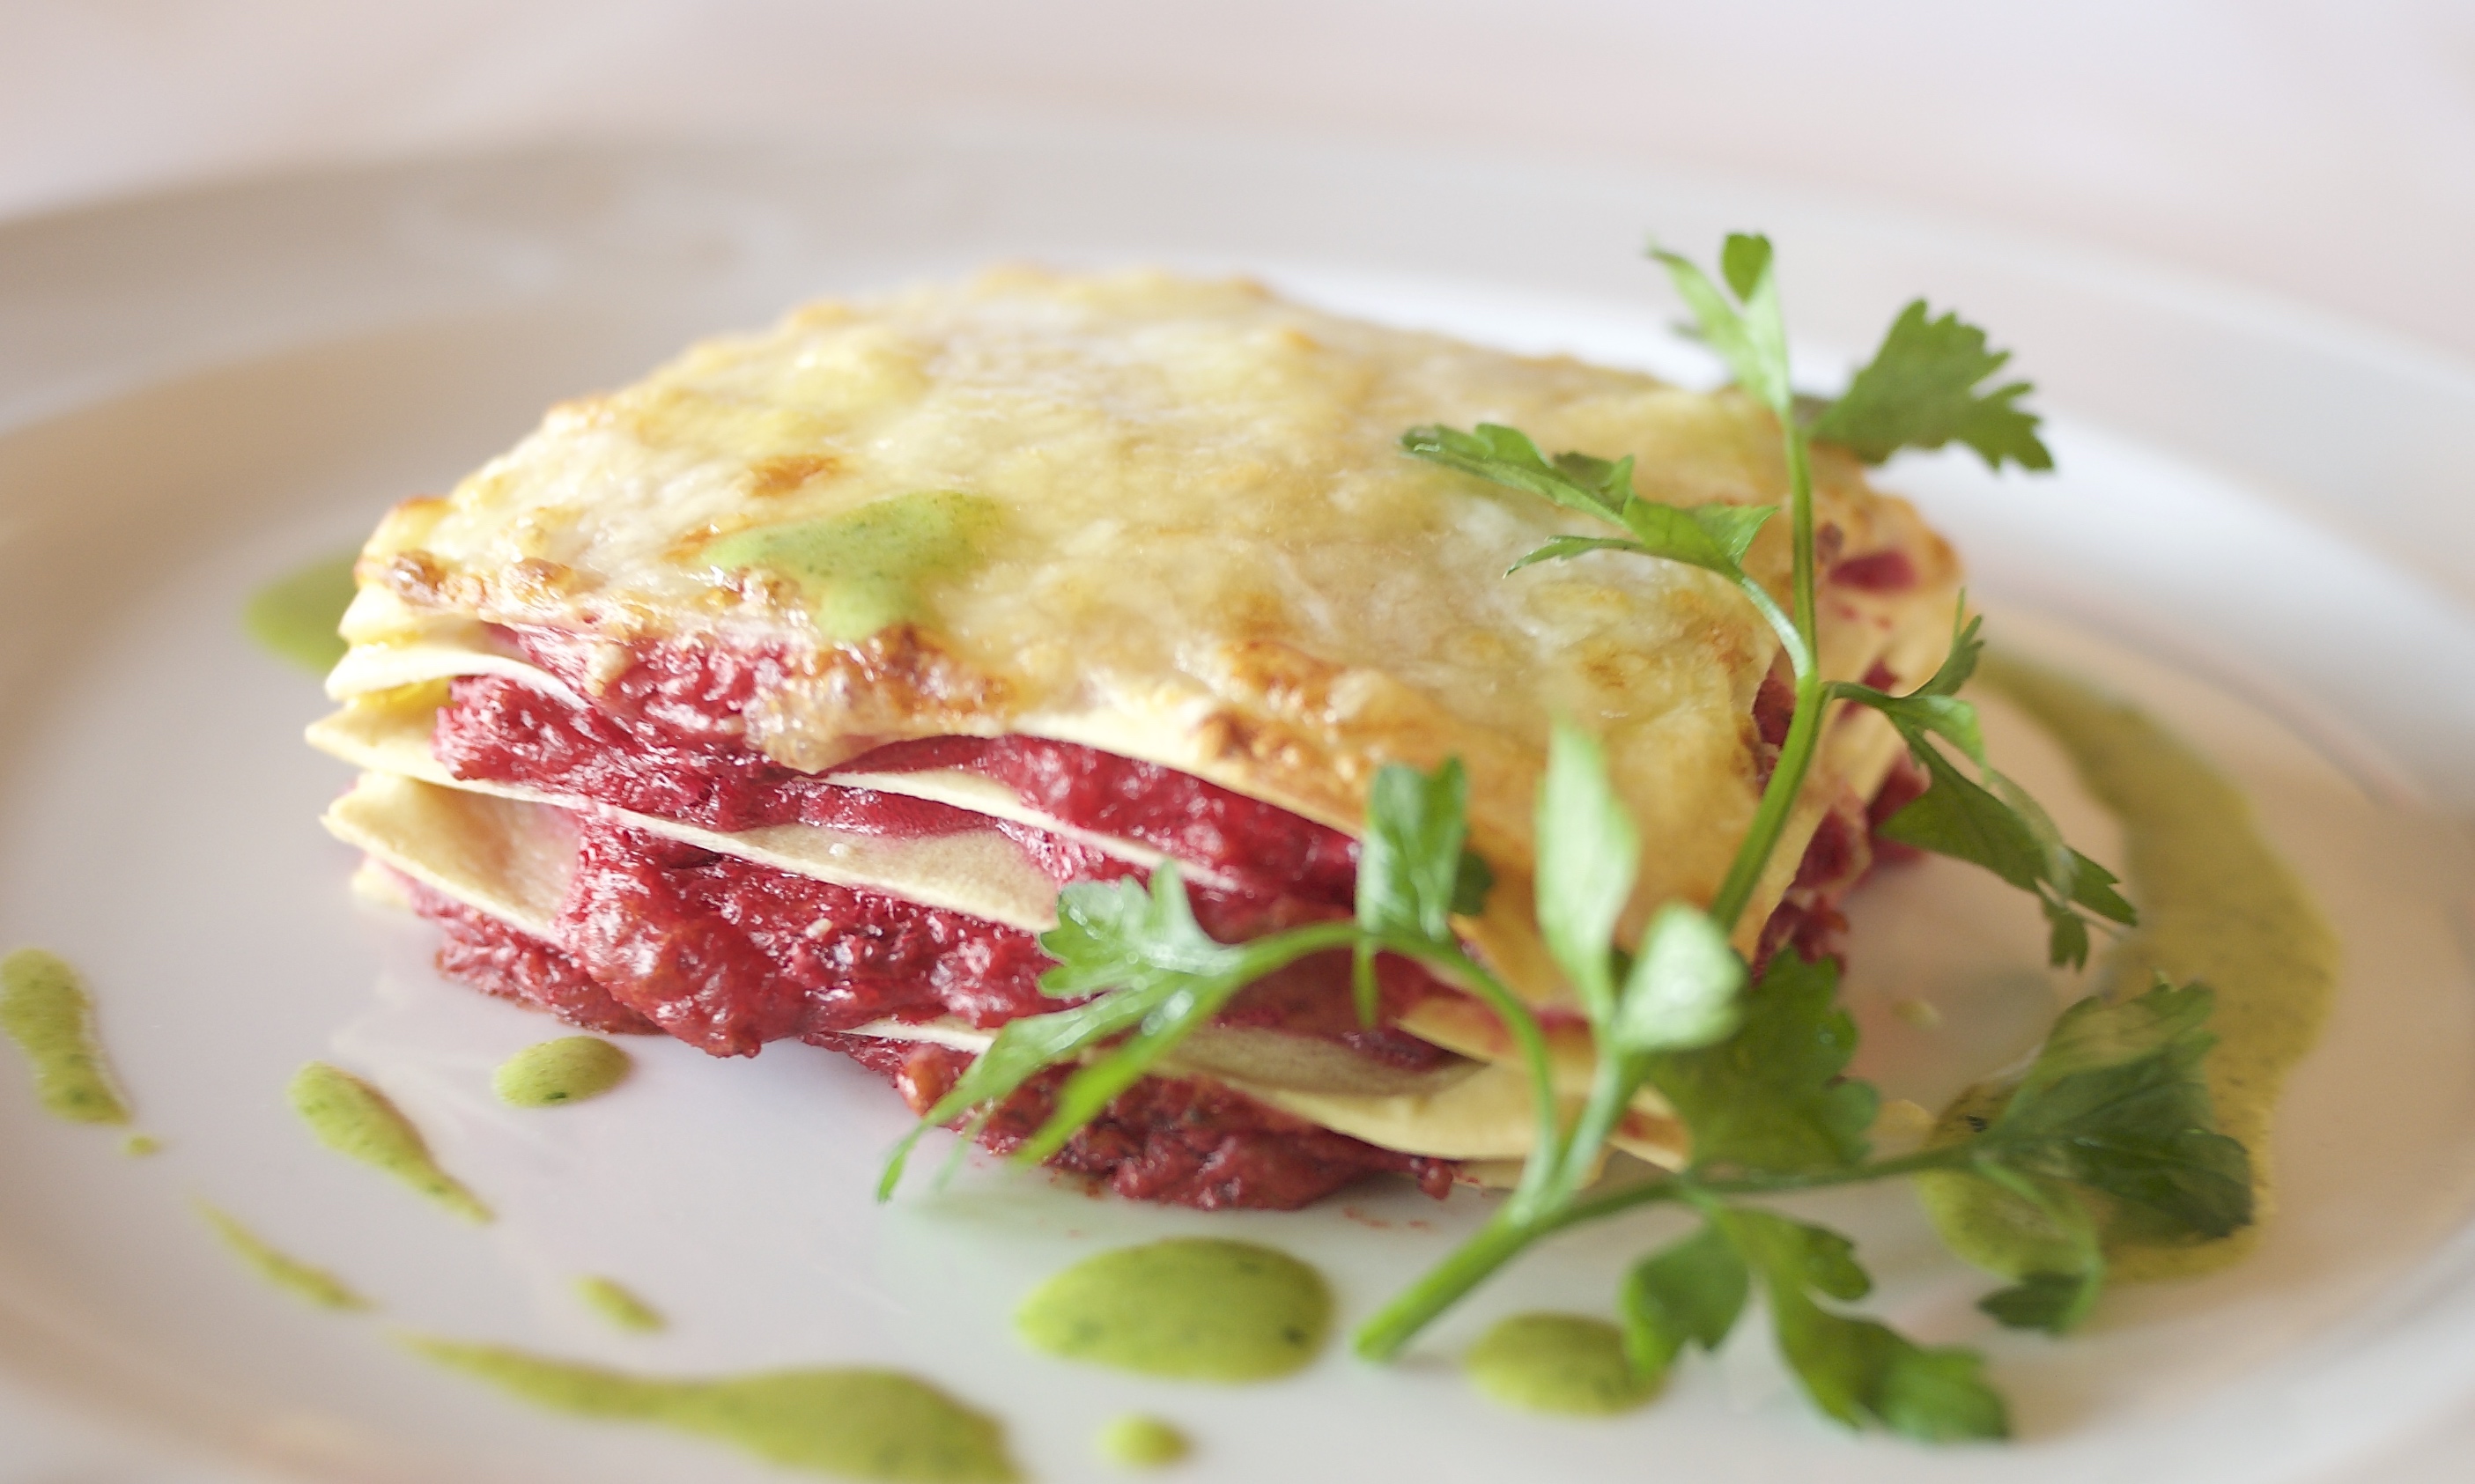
[196,1200,372,1312]
[576,1275,666,1333]
[287,1061,491,1222]
[401,1335,1018,1481]
[1920,655,2339,1282]
[243,550,359,673]
[1463,1313,1658,1416]
[1096,1414,1189,1468]
[1016,1237,1330,1382]
[494,1037,632,1108]
[0,949,132,1126]
[703,491,999,642]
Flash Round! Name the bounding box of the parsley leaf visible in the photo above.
[1978,1267,2102,1336]
[1610,904,1743,1059]
[1504,535,1649,575]
[1613,499,1775,577]
[1533,725,1639,1025]
[1963,1164,2106,1335]
[1873,741,2134,968]
[1681,501,1779,565]
[1401,424,1630,519]
[1827,609,1991,763]
[1619,1219,1748,1377]
[1828,602,2131,969]
[1651,233,1792,413]
[878,867,1358,1189]
[875,963,1164,1197]
[1913,607,1986,698]
[1038,866,1245,999]
[1648,952,1876,1176]
[1809,300,2054,472]
[1719,1207,2009,1442]
[1921,980,2252,1331]
[1357,760,1481,1019]
[1403,424,1777,586]
[1984,983,2253,1237]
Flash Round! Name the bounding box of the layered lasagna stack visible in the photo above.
[308,270,1960,1208]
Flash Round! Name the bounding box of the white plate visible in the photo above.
[5,127,2475,1484]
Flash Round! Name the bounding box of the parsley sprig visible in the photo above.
[878,236,2249,1443]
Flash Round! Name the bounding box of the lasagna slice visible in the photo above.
[309,269,1959,1209]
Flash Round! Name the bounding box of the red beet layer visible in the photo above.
[399,631,1903,1208]
[401,869,1451,1210]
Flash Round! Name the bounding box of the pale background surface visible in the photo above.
[4,0,2472,359]
[2,3,2471,1478]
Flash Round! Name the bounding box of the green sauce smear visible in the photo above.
[1462,1313,1659,1416]
[1096,1414,1190,1468]
[287,1061,491,1223]
[122,1133,163,1157]
[1925,655,2339,1281]
[1016,1237,1331,1383]
[703,491,999,642]
[195,1200,372,1312]
[494,1037,632,1107]
[401,1336,1017,1482]
[243,550,358,673]
[576,1275,666,1333]
[0,949,132,1125]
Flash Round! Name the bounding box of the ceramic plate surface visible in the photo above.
[5,129,2475,1484]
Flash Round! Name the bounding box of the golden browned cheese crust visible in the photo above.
[332,269,1960,970]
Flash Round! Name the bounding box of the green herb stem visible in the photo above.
[1708,665,1825,934]
[1706,419,1823,934]
[1784,423,1819,649]
[1384,937,1567,1210]
[1541,1052,1644,1215]
[1355,1206,1543,1361]
[1353,1143,1978,1360]
[1558,1145,1971,1227]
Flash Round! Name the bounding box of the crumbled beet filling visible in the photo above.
[437,674,983,838]
[488,626,1361,904]
[1757,787,1875,968]
[403,874,657,1035]
[407,630,1912,1207]
[434,664,1450,1067]
[556,820,1060,1054]
[395,868,1454,1211]
[831,735,1359,906]
[821,1034,1456,1211]
[1829,549,1919,591]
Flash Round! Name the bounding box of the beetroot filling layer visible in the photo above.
[484,625,1360,905]
[824,1034,1456,1211]
[404,631,1914,1208]
[395,873,1452,1211]
[435,668,1452,1064]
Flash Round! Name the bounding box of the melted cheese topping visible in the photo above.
[335,269,1961,958]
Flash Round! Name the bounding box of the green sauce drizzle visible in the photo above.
[1462,1313,1659,1416]
[576,1275,666,1333]
[1015,1237,1330,1383]
[122,1133,163,1157]
[0,949,132,1125]
[286,1061,491,1223]
[195,1200,372,1312]
[242,550,358,673]
[703,491,999,642]
[1096,1414,1190,1468]
[494,1037,632,1107]
[1925,656,2339,1280]
[401,1336,1017,1482]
